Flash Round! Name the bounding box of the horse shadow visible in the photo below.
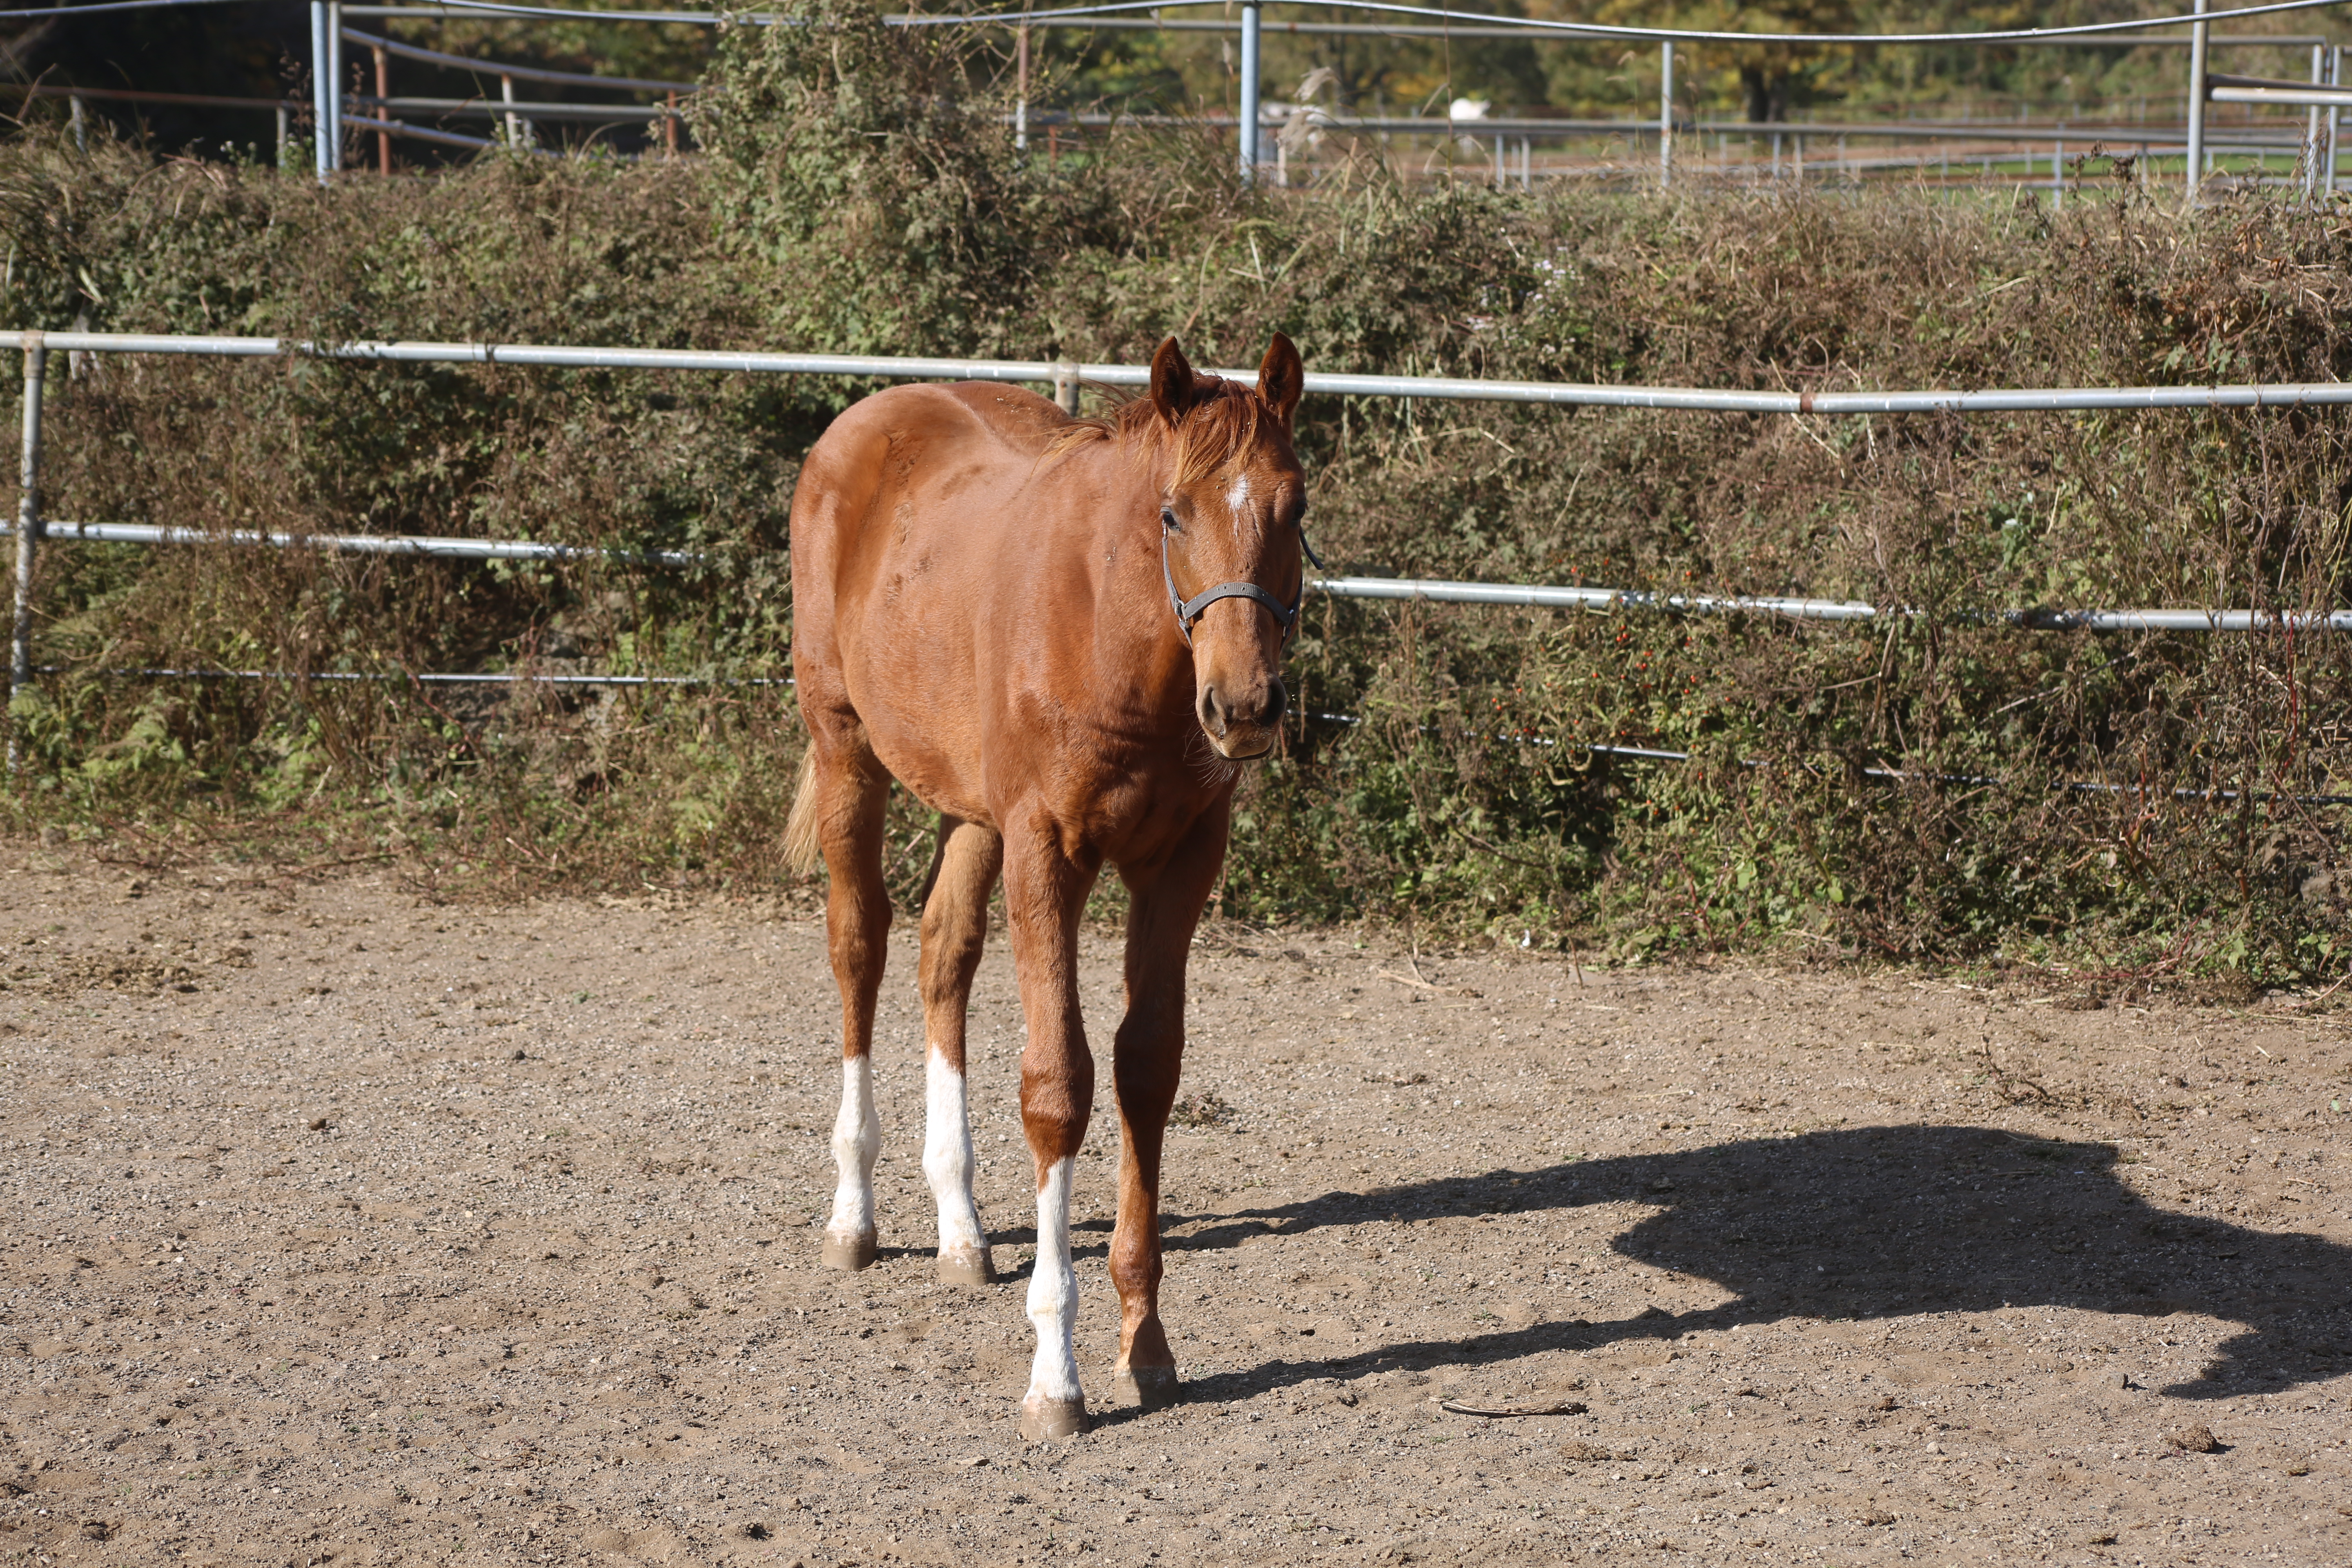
[1092,1125,2351,1417]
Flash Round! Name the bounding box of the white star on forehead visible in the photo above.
[1224,472,1252,520]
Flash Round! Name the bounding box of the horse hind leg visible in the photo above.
[918,814,1004,1286]
[797,733,894,1272]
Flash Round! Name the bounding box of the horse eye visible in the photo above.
[1160,508,1180,531]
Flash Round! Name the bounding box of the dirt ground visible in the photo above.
[3,844,2350,1568]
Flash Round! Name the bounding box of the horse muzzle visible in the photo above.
[1197,677,1286,760]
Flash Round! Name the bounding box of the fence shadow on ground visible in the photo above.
[1087,1125,2351,1420]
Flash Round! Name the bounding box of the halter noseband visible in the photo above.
[1160,520,1325,648]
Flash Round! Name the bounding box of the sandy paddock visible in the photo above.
[3,845,2349,1566]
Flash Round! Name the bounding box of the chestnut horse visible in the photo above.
[783,334,1311,1439]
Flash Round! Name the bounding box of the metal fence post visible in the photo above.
[7,334,45,777]
[2309,43,2326,202]
[2185,0,2209,205]
[1052,361,1079,415]
[1238,0,1261,183]
[310,2,331,181]
[1659,40,1673,189]
[326,2,344,173]
[2329,47,2343,199]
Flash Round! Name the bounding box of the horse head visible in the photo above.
[1148,332,1308,762]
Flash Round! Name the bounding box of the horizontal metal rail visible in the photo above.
[1041,109,2283,150]
[47,666,782,686]
[338,2,726,19]
[1011,16,2330,46]
[340,26,701,94]
[919,0,2352,47]
[321,0,2352,48]
[12,522,2343,633]
[0,82,298,113]
[1316,576,2352,628]
[17,519,695,564]
[36,666,2350,805]
[355,94,683,122]
[1317,575,1876,620]
[342,113,555,154]
[11,328,2352,416]
[2210,81,2352,107]
[27,0,2352,45]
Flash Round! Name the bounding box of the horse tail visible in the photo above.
[784,746,824,875]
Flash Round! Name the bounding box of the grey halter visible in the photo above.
[1160,517,1325,648]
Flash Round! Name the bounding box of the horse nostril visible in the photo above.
[1266,679,1287,726]
[1197,684,1228,736]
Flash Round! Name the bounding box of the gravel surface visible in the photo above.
[4,844,2350,1566]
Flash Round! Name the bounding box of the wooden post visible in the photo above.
[1016,24,1029,156]
[372,43,390,174]
[665,91,678,157]
[502,73,524,149]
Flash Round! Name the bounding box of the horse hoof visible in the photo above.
[820,1229,878,1272]
[935,1247,996,1287]
[1019,1394,1091,1443]
[1111,1365,1180,1409]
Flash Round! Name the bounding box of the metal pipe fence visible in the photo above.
[1036,108,2292,147]
[43,667,2349,811]
[47,666,784,687]
[11,525,2345,634]
[267,0,2352,194]
[321,0,2352,47]
[342,114,546,155]
[14,329,2352,416]
[1312,577,2352,631]
[27,0,2333,194]
[5,338,40,773]
[15,518,697,565]
[340,26,699,94]
[9,328,2352,772]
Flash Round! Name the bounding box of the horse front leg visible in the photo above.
[1109,802,1226,1410]
[1001,815,1101,1441]
[917,814,1004,1286]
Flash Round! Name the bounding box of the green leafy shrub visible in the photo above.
[5,38,2352,982]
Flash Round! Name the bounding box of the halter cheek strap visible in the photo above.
[1161,525,1325,648]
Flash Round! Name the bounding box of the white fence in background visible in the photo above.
[7,327,2352,771]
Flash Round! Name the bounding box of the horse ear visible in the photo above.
[1256,332,1303,430]
[1149,337,1199,428]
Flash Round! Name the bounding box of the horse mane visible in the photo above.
[1044,376,1270,488]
